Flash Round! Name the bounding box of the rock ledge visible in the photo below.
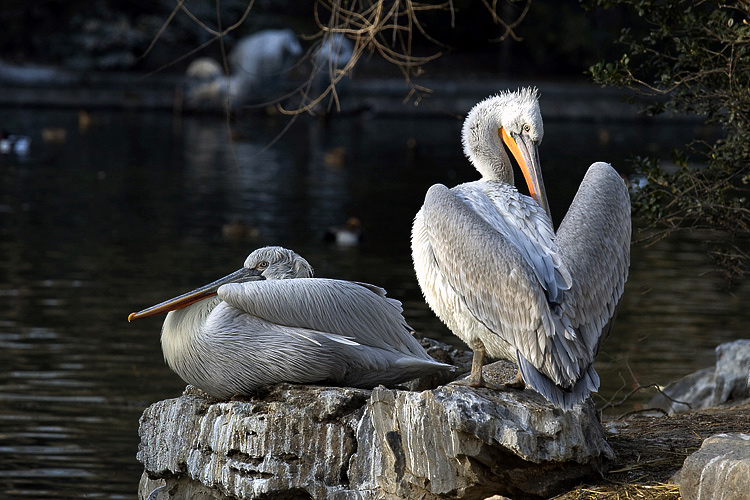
[138,362,613,500]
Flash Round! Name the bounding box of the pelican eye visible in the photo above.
[523,124,531,132]
[257,261,269,270]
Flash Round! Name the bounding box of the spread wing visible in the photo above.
[217,278,433,360]
[555,162,632,356]
[420,183,590,386]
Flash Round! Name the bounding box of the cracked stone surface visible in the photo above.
[138,384,369,500]
[678,433,750,500]
[349,383,612,499]
[138,361,613,500]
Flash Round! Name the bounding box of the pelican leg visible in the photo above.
[468,339,487,386]
[450,339,503,389]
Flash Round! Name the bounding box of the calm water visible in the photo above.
[0,106,747,499]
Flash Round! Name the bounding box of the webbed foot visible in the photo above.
[447,340,504,390]
[449,377,504,390]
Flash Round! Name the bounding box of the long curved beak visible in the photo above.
[500,128,551,219]
[128,267,264,322]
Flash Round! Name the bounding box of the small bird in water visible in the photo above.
[324,217,363,247]
[221,218,260,242]
[129,246,451,398]
[412,88,631,410]
[0,130,31,155]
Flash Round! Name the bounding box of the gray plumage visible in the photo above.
[412,88,631,410]
[130,246,450,399]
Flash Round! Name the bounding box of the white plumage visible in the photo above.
[130,246,451,399]
[412,88,631,410]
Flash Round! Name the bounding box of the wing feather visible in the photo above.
[454,181,572,303]
[217,278,432,360]
[421,184,587,385]
[556,162,631,356]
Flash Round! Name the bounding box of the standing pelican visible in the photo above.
[412,88,631,410]
[129,246,450,399]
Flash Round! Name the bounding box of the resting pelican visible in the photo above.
[411,88,631,410]
[129,246,451,399]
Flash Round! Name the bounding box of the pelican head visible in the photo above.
[461,87,550,217]
[128,246,313,321]
[243,246,314,280]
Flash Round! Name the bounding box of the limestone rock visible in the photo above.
[138,384,369,500]
[138,364,613,500]
[678,433,750,500]
[713,340,750,404]
[139,473,226,500]
[650,339,750,414]
[350,382,612,499]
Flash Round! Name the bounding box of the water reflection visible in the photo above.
[0,107,747,498]
[598,230,750,409]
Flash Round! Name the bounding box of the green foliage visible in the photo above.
[585,0,750,281]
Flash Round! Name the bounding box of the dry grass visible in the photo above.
[553,401,750,500]
[557,483,680,500]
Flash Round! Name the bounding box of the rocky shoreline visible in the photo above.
[136,339,749,500]
[137,372,611,500]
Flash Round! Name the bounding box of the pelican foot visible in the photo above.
[448,377,480,388]
[448,376,504,391]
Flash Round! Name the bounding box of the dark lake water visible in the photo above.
[0,105,747,499]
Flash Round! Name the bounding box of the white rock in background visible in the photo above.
[678,433,750,500]
[650,339,750,414]
[713,340,750,405]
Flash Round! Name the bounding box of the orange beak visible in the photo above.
[500,127,551,219]
[128,267,264,322]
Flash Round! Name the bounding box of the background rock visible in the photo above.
[713,340,750,405]
[649,339,750,414]
[648,367,715,414]
[678,433,750,500]
[403,336,474,391]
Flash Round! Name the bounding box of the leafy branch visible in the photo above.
[586,0,750,281]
